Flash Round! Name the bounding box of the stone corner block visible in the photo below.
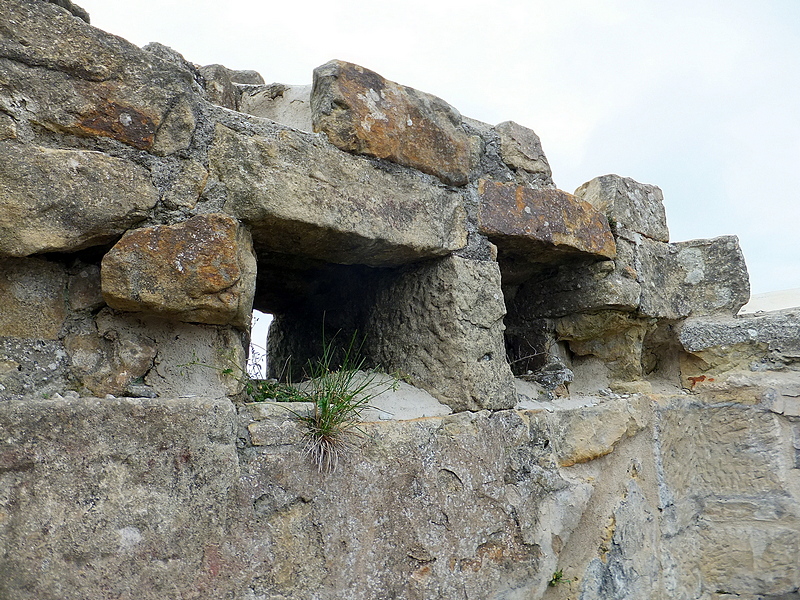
[575,174,669,242]
[477,179,616,263]
[494,120,552,179]
[311,59,471,186]
[101,213,256,328]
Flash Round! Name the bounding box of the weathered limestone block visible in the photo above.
[367,256,516,411]
[0,141,158,256]
[209,123,467,266]
[556,311,651,382]
[64,308,245,398]
[658,402,800,597]
[677,309,800,398]
[495,120,552,178]
[101,214,256,328]
[477,179,616,263]
[0,257,67,340]
[544,396,649,467]
[311,60,471,186]
[199,63,239,110]
[0,396,239,600]
[239,83,313,131]
[575,174,669,242]
[0,0,200,152]
[639,235,750,319]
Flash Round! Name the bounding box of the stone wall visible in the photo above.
[1,2,799,599]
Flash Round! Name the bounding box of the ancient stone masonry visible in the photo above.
[1,2,799,599]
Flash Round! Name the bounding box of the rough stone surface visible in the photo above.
[101,213,256,328]
[495,120,552,179]
[209,123,467,266]
[239,83,313,131]
[575,174,669,242]
[640,235,750,319]
[199,63,239,110]
[367,256,516,411]
[657,402,800,598]
[0,338,71,399]
[0,141,158,256]
[311,60,472,186]
[63,308,245,398]
[0,396,240,599]
[0,257,67,340]
[0,0,201,151]
[477,179,616,264]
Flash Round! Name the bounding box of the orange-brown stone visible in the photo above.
[477,179,616,262]
[101,214,256,328]
[311,60,471,186]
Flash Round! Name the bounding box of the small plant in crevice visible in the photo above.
[548,569,577,587]
[289,331,391,473]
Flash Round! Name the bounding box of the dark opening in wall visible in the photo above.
[251,251,396,382]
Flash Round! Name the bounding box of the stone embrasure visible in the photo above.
[0,2,796,598]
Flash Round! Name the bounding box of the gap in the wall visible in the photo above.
[249,310,273,378]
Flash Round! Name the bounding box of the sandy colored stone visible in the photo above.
[199,64,239,110]
[209,123,467,266]
[477,179,616,264]
[0,0,200,150]
[495,120,552,178]
[0,141,158,257]
[547,396,648,467]
[366,256,516,411]
[67,262,104,312]
[102,213,256,328]
[575,174,669,242]
[239,83,313,131]
[0,257,67,340]
[311,60,471,186]
[556,311,650,381]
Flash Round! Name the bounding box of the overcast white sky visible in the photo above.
[80,0,800,295]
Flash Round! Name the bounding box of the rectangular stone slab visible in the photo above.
[311,60,471,186]
[477,179,616,262]
[209,123,468,267]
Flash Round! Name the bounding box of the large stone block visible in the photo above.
[0,141,158,256]
[209,123,467,266]
[0,257,67,340]
[640,235,750,319]
[311,60,471,186]
[477,179,616,264]
[101,214,256,328]
[0,396,239,599]
[367,256,516,411]
[575,174,669,242]
[0,0,200,152]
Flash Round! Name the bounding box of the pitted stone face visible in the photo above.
[101,214,256,328]
[476,179,617,262]
[311,60,472,186]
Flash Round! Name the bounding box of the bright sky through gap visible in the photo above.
[79,0,800,295]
